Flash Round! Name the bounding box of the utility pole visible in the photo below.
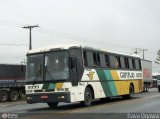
[141,49,148,59]
[22,25,39,50]
[133,48,141,54]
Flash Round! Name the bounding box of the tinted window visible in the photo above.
[132,59,136,69]
[124,57,129,69]
[109,55,117,68]
[135,59,141,70]
[93,52,100,66]
[129,58,133,69]
[116,56,121,68]
[87,51,94,67]
[93,53,97,66]
[120,57,125,69]
[105,54,110,67]
[100,54,106,67]
[83,51,88,66]
[97,53,100,66]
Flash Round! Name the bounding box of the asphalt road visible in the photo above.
[0,88,160,119]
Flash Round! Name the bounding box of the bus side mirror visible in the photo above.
[70,57,76,69]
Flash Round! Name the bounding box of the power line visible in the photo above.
[22,25,39,50]
[0,43,27,46]
[133,48,141,54]
[37,26,139,50]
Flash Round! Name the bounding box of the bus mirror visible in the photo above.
[70,57,76,69]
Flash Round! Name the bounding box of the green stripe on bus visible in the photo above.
[104,70,118,96]
[96,69,112,97]
[43,83,55,89]
[48,83,55,89]
[42,83,49,89]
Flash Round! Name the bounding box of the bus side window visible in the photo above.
[120,57,125,69]
[100,53,106,67]
[86,51,94,67]
[97,53,100,66]
[132,59,136,69]
[93,52,100,67]
[139,59,142,69]
[109,55,116,68]
[135,59,141,70]
[128,58,133,69]
[124,57,129,69]
[115,56,121,68]
[93,53,97,66]
[83,51,88,66]
[105,54,110,67]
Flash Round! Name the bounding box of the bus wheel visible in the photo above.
[0,91,9,102]
[128,84,134,99]
[146,83,149,92]
[123,84,134,99]
[158,86,160,92]
[9,90,19,101]
[143,83,146,92]
[82,87,93,107]
[47,102,58,108]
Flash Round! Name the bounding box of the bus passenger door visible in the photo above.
[70,57,79,86]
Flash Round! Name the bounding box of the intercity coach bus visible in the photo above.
[25,44,143,107]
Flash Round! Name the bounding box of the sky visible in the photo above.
[0,0,160,72]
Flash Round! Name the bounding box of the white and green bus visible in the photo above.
[25,44,143,107]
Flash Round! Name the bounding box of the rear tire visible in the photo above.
[158,86,160,92]
[47,102,58,108]
[123,84,134,99]
[143,83,146,92]
[146,83,149,92]
[9,90,19,102]
[81,87,93,107]
[0,91,9,102]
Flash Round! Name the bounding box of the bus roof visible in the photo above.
[27,44,140,58]
[27,44,81,54]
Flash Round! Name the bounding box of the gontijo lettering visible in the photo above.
[120,71,142,79]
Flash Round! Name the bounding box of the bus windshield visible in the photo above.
[27,54,44,82]
[26,51,69,82]
[45,51,69,81]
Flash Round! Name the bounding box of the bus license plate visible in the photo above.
[41,95,48,99]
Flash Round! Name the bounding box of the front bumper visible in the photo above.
[26,92,70,104]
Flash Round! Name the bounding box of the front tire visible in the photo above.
[82,87,93,107]
[47,102,58,108]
